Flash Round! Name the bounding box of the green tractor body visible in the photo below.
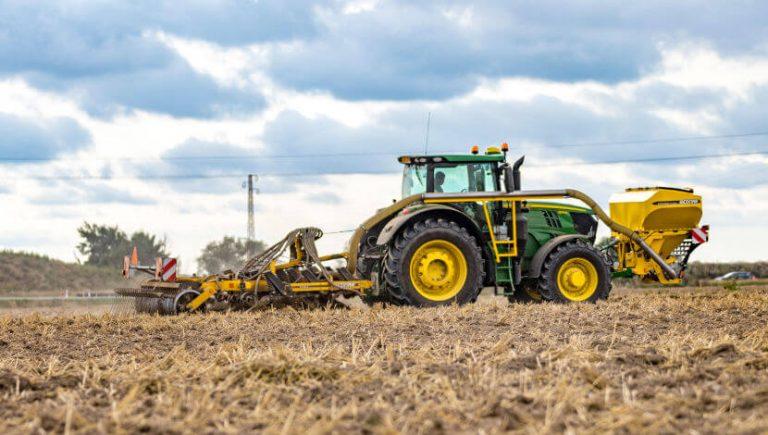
[351,148,607,305]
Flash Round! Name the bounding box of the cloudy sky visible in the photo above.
[1,0,767,271]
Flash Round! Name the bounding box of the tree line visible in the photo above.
[77,222,265,274]
[686,261,767,283]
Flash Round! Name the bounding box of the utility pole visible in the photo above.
[247,174,256,257]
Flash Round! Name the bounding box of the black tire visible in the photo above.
[537,239,612,303]
[358,250,395,306]
[508,279,544,304]
[383,218,484,307]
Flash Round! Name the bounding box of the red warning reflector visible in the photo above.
[691,227,708,244]
[161,258,178,282]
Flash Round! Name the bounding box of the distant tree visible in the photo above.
[129,231,169,265]
[77,223,169,267]
[686,261,768,284]
[77,223,130,267]
[197,237,266,274]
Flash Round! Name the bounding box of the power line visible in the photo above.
[543,131,768,149]
[529,150,768,167]
[0,151,398,163]
[1,149,766,181]
[1,131,768,163]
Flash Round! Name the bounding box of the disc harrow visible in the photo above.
[116,228,373,314]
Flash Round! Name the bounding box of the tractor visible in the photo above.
[117,145,708,313]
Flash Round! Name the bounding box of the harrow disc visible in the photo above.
[133,296,176,315]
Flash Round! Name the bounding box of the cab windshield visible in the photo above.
[402,164,428,198]
[402,162,498,198]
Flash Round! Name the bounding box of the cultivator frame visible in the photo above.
[116,228,373,315]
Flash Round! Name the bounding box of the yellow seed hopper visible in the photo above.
[608,187,707,284]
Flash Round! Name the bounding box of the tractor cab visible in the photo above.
[398,146,510,199]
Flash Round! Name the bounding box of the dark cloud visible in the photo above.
[86,184,157,205]
[0,114,91,160]
[269,1,768,100]
[0,0,306,117]
[148,139,311,194]
[260,100,679,169]
[251,87,768,189]
[30,57,264,119]
[3,0,767,111]
[32,182,156,205]
[0,0,322,75]
[260,111,417,173]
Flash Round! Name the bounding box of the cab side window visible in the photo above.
[434,165,469,193]
[432,163,498,193]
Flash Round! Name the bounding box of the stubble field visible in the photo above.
[1,287,767,434]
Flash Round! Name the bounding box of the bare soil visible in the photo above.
[1,286,767,434]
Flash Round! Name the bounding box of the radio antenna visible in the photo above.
[424,111,432,154]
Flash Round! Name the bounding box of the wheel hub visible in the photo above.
[418,251,454,289]
[556,258,599,302]
[409,239,468,302]
[565,268,587,288]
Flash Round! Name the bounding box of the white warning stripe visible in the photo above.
[161,258,177,282]
[691,228,708,244]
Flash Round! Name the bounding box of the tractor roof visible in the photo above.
[398,153,506,165]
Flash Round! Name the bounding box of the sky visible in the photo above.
[1,0,767,271]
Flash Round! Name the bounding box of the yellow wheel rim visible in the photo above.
[556,258,598,302]
[409,239,468,302]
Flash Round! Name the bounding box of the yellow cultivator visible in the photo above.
[117,228,373,314]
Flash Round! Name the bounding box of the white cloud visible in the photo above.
[653,44,768,99]
[442,6,475,28]
[1,37,767,266]
[342,0,381,15]
[0,79,87,122]
[650,108,721,134]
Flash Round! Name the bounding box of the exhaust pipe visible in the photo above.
[504,155,525,192]
[512,155,524,191]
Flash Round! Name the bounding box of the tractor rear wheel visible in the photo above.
[537,239,611,303]
[384,218,484,307]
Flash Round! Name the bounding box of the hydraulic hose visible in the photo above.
[564,189,678,280]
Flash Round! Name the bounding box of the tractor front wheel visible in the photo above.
[384,218,484,307]
[537,239,611,303]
